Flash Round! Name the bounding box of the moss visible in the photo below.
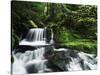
[60,40,97,54]
[55,28,78,43]
[54,27,97,54]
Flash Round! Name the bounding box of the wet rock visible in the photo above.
[25,64,38,73]
[46,50,72,71]
[44,46,54,59]
[13,45,36,53]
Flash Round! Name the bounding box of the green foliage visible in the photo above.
[60,40,96,54]
[54,27,77,43]
[74,5,97,39]
[77,5,97,18]
[12,1,97,54]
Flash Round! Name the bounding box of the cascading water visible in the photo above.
[12,28,97,74]
[54,48,97,71]
[19,28,47,46]
[12,28,50,74]
[50,29,54,45]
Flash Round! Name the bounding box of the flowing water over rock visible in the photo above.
[19,28,47,46]
[12,28,97,74]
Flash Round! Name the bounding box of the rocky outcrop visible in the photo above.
[45,48,97,71]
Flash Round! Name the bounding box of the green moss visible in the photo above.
[55,28,77,43]
[55,27,97,54]
[60,40,97,54]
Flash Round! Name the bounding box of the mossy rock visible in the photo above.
[60,40,97,54]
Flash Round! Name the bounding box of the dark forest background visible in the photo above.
[11,1,97,54]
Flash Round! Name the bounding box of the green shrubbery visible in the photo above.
[61,40,96,54]
[55,28,97,54]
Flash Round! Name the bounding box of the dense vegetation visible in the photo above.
[11,1,97,54]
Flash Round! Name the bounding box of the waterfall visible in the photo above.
[12,28,97,74]
[12,28,50,74]
[19,28,47,46]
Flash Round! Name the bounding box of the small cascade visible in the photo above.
[12,54,27,74]
[34,47,45,59]
[54,48,97,71]
[50,29,54,45]
[66,57,83,71]
[19,28,47,46]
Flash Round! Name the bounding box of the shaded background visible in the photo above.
[11,1,97,54]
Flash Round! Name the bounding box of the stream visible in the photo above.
[12,28,97,74]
